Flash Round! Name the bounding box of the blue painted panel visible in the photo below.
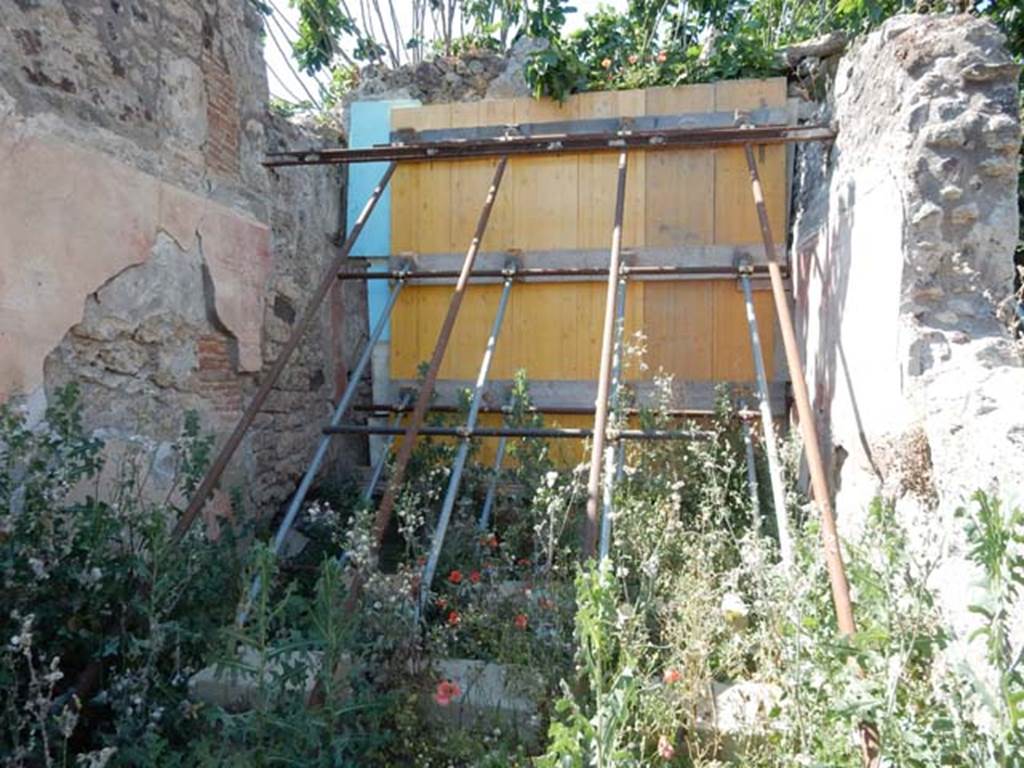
[347,99,418,342]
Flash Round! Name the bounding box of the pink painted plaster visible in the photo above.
[0,129,270,397]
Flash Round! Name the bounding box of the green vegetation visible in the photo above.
[4,379,1024,765]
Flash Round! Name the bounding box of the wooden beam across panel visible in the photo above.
[391,106,792,143]
[386,378,788,417]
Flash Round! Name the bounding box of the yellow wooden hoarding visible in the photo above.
[388,79,788,462]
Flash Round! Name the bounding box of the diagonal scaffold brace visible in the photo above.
[737,261,793,566]
[236,271,408,626]
[583,150,629,559]
[364,156,510,586]
[418,268,515,617]
[744,142,879,766]
[171,162,398,545]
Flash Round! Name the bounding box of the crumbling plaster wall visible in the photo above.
[792,13,1021,633]
[0,1,366,512]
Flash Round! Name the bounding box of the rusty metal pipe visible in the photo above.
[584,151,629,559]
[264,124,835,167]
[743,144,855,634]
[371,157,509,555]
[171,162,398,544]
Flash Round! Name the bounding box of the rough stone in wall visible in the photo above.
[336,37,541,132]
[0,1,367,513]
[347,49,507,104]
[790,13,1021,639]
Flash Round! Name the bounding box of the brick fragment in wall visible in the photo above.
[194,334,244,415]
[1,0,368,512]
[201,46,240,178]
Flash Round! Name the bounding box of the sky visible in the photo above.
[262,0,626,105]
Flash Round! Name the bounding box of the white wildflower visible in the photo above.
[720,592,749,631]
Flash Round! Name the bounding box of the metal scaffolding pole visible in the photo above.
[419,273,514,616]
[477,393,513,532]
[584,151,629,558]
[265,124,835,167]
[336,264,777,282]
[743,143,855,634]
[599,274,628,560]
[325,424,707,440]
[172,162,398,544]
[476,435,507,532]
[356,403,757,419]
[237,275,407,625]
[741,415,763,534]
[362,390,414,504]
[370,157,509,566]
[738,265,792,565]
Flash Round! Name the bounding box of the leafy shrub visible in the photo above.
[0,386,243,765]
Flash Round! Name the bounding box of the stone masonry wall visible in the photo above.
[0,1,367,514]
[791,14,1021,644]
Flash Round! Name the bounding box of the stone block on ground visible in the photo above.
[423,658,545,744]
[695,680,782,762]
[188,645,328,712]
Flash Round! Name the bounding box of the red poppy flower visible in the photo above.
[469,570,481,584]
[658,734,675,759]
[663,667,682,685]
[433,679,462,706]
[447,610,461,627]
[514,613,528,630]
[448,570,463,584]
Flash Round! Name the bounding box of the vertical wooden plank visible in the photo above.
[710,280,780,383]
[508,282,576,380]
[512,97,579,252]
[390,283,421,379]
[643,281,713,381]
[479,99,518,252]
[710,280,750,381]
[449,101,518,253]
[408,103,453,254]
[448,101,483,255]
[644,84,716,247]
[713,78,787,244]
[390,106,420,254]
[575,89,646,249]
[415,285,447,377]
[574,282,602,381]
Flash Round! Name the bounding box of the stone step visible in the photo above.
[695,680,782,761]
[188,645,348,712]
[421,658,545,745]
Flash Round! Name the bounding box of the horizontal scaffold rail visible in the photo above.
[337,264,782,283]
[353,403,760,420]
[391,106,791,143]
[264,123,835,167]
[324,424,711,440]
[386,378,789,417]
